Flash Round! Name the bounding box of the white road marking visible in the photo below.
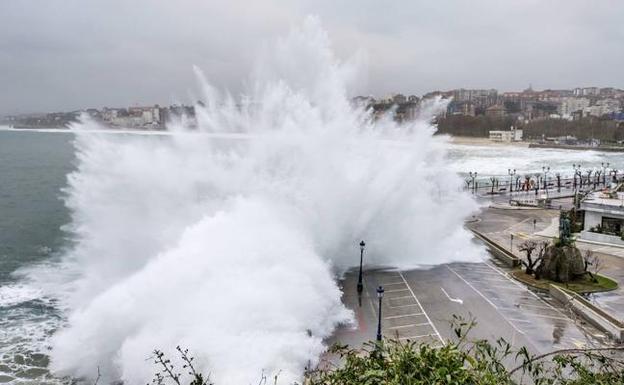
[447,266,526,335]
[388,303,420,309]
[388,295,415,300]
[384,313,424,320]
[398,272,445,345]
[440,287,463,304]
[387,322,431,330]
[379,281,407,286]
[384,289,411,293]
[399,333,437,340]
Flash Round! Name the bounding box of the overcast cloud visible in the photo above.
[1,0,623,114]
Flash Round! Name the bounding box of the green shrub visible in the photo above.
[150,317,624,385]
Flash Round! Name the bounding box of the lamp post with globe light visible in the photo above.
[376,286,384,342]
[357,240,365,296]
[508,168,516,203]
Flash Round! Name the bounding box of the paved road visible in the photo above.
[331,255,610,355]
[468,200,624,322]
[330,195,623,359]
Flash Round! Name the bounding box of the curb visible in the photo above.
[508,270,549,293]
[550,285,624,342]
[575,238,624,250]
[489,204,542,211]
[470,224,624,342]
[509,270,618,295]
[469,229,521,267]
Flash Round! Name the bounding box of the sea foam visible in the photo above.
[49,17,482,384]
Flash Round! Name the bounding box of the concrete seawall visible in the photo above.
[469,229,521,267]
[549,285,624,342]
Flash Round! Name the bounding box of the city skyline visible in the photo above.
[3,84,623,118]
[1,0,624,115]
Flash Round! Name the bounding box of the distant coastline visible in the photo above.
[528,142,624,152]
[447,136,528,147]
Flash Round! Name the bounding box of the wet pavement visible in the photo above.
[330,195,623,355]
[331,256,611,355]
[468,198,624,323]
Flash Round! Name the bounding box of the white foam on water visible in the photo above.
[0,285,44,308]
[43,16,483,385]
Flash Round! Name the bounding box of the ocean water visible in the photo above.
[0,130,73,384]
[2,124,624,384]
[2,123,624,384]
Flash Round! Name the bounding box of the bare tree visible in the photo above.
[519,240,548,276]
[583,250,604,282]
[519,240,536,275]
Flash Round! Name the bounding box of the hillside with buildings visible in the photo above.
[3,86,624,145]
[356,86,624,144]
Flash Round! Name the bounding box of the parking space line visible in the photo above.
[389,295,415,300]
[388,303,420,309]
[384,313,424,320]
[379,281,407,286]
[398,272,445,345]
[387,322,431,330]
[378,272,402,278]
[399,333,437,340]
[384,289,411,293]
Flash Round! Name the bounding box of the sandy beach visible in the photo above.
[447,135,530,147]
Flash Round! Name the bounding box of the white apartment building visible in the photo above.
[584,99,621,117]
[559,97,590,118]
[489,128,523,142]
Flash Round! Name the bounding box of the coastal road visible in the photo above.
[330,256,610,355]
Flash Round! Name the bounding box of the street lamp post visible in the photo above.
[376,286,384,342]
[510,233,514,252]
[542,166,550,197]
[534,174,540,196]
[469,171,478,194]
[602,162,610,186]
[357,240,365,296]
[573,164,582,191]
[508,169,516,203]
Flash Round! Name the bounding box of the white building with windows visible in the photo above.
[584,99,621,117]
[559,97,590,118]
[489,128,523,142]
[580,186,624,246]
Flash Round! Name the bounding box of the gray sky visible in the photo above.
[1,0,623,115]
